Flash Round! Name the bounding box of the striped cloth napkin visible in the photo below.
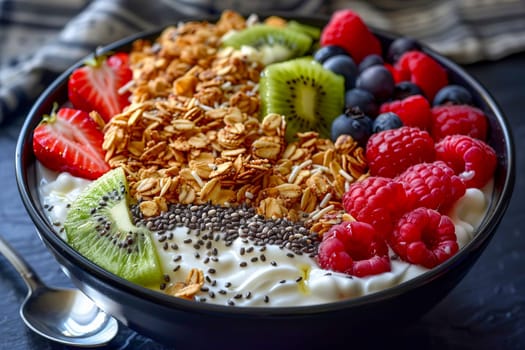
[1,0,524,125]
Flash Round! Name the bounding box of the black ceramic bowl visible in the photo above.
[15,14,514,349]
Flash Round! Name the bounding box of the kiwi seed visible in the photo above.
[64,167,162,286]
[259,57,345,141]
[221,24,313,64]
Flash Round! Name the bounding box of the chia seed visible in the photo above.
[132,202,321,257]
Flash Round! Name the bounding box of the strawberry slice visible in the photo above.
[33,106,110,180]
[68,52,132,122]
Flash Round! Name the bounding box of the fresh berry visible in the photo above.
[379,94,432,131]
[322,54,358,90]
[395,51,448,101]
[390,207,458,269]
[387,37,422,63]
[344,88,378,117]
[396,161,466,212]
[358,54,384,73]
[32,106,110,180]
[331,108,373,145]
[431,104,488,141]
[68,52,132,122]
[433,84,473,106]
[372,112,403,133]
[320,9,382,64]
[385,63,410,83]
[356,65,395,101]
[313,45,348,64]
[366,126,435,178]
[435,134,497,188]
[342,176,411,239]
[317,221,390,277]
[392,81,424,100]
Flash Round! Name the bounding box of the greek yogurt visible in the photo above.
[37,163,491,306]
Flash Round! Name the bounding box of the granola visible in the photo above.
[102,11,368,235]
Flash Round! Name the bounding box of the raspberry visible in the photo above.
[317,221,390,277]
[396,51,448,101]
[379,94,432,131]
[435,134,497,188]
[390,207,458,269]
[320,9,382,63]
[431,104,488,141]
[366,126,436,178]
[342,176,411,239]
[384,63,410,83]
[396,161,466,213]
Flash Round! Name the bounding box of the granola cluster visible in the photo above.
[101,10,368,235]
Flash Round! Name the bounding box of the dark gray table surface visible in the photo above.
[1,52,524,350]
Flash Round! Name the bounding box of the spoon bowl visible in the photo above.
[0,235,118,347]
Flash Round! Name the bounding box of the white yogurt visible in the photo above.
[37,163,491,306]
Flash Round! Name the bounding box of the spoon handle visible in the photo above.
[0,235,43,292]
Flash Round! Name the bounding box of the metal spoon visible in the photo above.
[0,235,118,347]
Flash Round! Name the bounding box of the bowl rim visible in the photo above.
[15,13,516,317]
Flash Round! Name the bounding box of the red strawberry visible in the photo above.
[33,106,110,180]
[68,52,132,122]
[320,9,382,63]
[395,51,448,101]
[379,94,432,131]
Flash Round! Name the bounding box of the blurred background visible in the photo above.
[1,0,525,125]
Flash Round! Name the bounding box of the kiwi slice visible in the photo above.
[259,57,345,141]
[64,167,162,286]
[221,24,312,64]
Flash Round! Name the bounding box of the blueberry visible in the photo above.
[372,112,403,133]
[331,110,373,146]
[356,65,395,102]
[314,45,348,64]
[393,81,424,100]
[358,54,384,73]
[387,37,421,63]
[433,84,473,106]
[323,54,358,90]
[344,88,378,117]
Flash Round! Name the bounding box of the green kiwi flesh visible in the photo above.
[221,24,312,64]
[64,167,162,287]
[259,58,344,142]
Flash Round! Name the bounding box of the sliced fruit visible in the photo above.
[221,24,313,64]
[64,167,163,286]
[32,106,110,180]
[259,58,344,141]
[68,52,132,122]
